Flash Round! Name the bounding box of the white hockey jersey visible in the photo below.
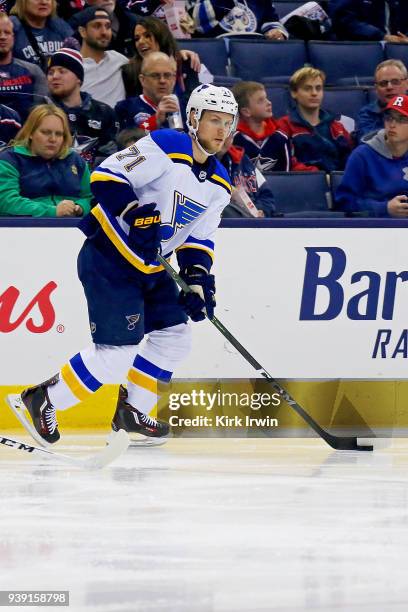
[86,129,232,275]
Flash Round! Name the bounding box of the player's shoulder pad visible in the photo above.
[150,129,193,167]
[208,158,232,195]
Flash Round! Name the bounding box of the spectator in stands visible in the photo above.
[115,51,183,132]
[47,47,118,165]
[330,0,408,42]
[77,7,128,107]
[0,104,92,217]
[356,60,408,143]
[56,0,86,22]
[0,103,22,146]
[10,0,73,70]
[69,0,137,57]
[0,13,48,120]
[116,125,145,149]
[335,95,408,217]
[217,133,275,218]
[232,81,307,172]
[120,0,195,35]
[193,0,288,39]
[122,17,204,103]
[277,67,353,172]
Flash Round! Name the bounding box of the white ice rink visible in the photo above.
[1,435,407,612]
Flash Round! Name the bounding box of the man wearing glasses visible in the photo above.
[356,59,408,142]
[115,51,184,132]
[336,94,408,217]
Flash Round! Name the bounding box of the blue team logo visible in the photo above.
[161,191,206,242]
[220,2,257,33]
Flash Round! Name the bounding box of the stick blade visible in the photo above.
[356,437,391,451]
[82,429,130,470]
[327,435,374,452]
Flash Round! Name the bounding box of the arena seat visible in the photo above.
[175,38,228,76]
[212,76,241,88]
[367,88,377,103]
[264,171,332,215]
[385,43,408,66]
[229,40,307,81]
[323,87,368,121]
[330,171,345,204]
[274,1,305,19]
[308,41,384,86]
[263,85,292,118]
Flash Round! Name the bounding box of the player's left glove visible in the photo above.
[179,266,216,322]
[127,203,161,265]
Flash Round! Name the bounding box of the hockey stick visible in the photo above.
[0,429,130,469]
[157,253,373,452]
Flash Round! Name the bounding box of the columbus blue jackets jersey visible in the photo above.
[84,129,232,275]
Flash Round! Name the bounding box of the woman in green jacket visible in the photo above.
[0,104,92,217]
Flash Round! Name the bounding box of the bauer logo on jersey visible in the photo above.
[161,191,207,241]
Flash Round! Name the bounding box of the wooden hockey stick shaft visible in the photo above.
[157,253,373,452]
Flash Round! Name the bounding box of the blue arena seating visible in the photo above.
[263,86,292,118]
[385,43,408,66]
[229,40,307,82]
[274,1,305,19]
[308,42,384,86]
[264,172,331,215]
[175,39,228,76]
[212,76,241,88]
[330,171,345,204]
[323,88,369,121]
[367,88,377,103]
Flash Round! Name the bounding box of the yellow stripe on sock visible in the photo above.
[61,363,92,402]
[127,369,157,394]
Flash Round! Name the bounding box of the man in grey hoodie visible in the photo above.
[336,94,408,217]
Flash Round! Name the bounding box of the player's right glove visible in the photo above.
[179,266,216,322]
[127,203,162,265]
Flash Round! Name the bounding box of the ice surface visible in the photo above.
[0,435,407,612]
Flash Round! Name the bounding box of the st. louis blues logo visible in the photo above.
[161,191,206,241]
[126,314,140,330]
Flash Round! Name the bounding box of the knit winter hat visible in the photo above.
[48,48,84,84]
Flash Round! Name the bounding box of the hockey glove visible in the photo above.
[179,266,216,322]
[127,203,162,265]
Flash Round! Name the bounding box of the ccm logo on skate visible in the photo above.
[0,281,57,333]
[134,215,160,227]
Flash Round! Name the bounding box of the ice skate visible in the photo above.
[110,385,169,447]
[6,375,60,448]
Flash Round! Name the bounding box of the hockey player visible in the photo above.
[6,84,238,447]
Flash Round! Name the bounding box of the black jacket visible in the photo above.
[330,0,408,40]
[52,91,118,166]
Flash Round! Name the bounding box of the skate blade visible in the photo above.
[107,430,168,448]
[5,393,52,449]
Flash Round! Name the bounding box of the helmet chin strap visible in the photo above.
[189,113,217,157]
[193,131,215,157]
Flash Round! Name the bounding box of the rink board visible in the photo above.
[0,220,407,431]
